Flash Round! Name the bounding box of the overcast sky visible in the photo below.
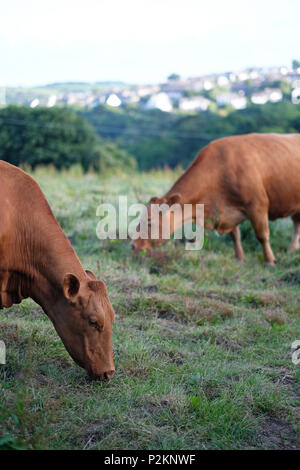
[1,0,300,86]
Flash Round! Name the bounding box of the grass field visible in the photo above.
[1,166,300,450]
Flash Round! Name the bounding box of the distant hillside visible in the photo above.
[41,81,129,93]
[5,82,131,106]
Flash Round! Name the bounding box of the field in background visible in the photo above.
[1,167,300,450]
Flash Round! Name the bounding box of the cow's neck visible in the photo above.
[1,215,85,318]
[165,157,209,204]
[164,159,216,226]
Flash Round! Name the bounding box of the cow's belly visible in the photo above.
[265,173,300,220]
[216,206,246,234]
[267,191,300,220]
[269,205,300,220]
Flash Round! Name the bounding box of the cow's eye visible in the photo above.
[88,317,100,330]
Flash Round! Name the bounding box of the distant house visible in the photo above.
[30,98,39,108]
[145,93,173,112]
[120,89,140,103]
[91,95,106,107]
[251,92,268,105]
[162,80,188,93]
[216,92,247,110]
[217,75,229,87]
[47,95,57,107]
[266,88,283,103]
[106,93,122,107]
[292,88,300,105]
[203,79,214,91]
[165,91,183,103]
[251,88,283,105]
[187,78,205,92]
[136,85,160,98]
[237,71,250,81]
[179,96,210,112]
[184,76,216,92]
[0,87,6,107]
[63,93,80,106]
[249,69,259,79]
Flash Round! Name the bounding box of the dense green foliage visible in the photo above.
[1,168,299,449]
[81,102,300,170]
[0,106,136,172]
[1,102,300,172]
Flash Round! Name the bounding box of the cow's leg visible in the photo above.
[249,211,275,265]
[288,214,300,252]
[230,226,245,263]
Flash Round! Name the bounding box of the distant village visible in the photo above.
[1,63,300,112]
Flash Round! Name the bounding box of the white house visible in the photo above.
[0,87,6,106]
[237,71,250,81]
[216,92,247,110]
[251,88,283,105]
[47,95,57,107]
[251,92,268,105]
[268,89,283,103]
[166,91,183,103]
[203,80,214,91]
[179,96,210,112]
[145,93,173,112]
[30,98,39,108]
[106,93,122,107]
[217,75,229,87]
[136,85,160,98]
[120,89,140,103]
[187,79,205,92]
[292,88,300,105]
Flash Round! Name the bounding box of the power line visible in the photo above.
[0,116,223,141]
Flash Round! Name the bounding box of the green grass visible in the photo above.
[1,167,300,450]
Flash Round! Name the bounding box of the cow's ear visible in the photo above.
[85,270,97,280]
[149,196,167,205]
[149,196,160,204]
[167,193,181,206]
[63,273,80,300]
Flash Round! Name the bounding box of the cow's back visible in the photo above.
[0,161,58,271]
[200,134,300,219]
[0,161,46,209]
[0,161,54,224]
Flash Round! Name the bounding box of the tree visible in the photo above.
[0,106,136,172]
[81,102,300,170]
[167,73,181,81]
[95,142,136,173]
[292,60,300,70]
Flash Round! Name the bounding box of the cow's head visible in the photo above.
[52,270,115,381]
[132,193,182,255]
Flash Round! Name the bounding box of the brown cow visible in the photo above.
[132,133,300,265]
[0,161,114,380]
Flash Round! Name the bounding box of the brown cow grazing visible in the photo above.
[132,133,300,265]
[0,161,114,380]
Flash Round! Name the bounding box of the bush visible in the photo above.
[0,106,136,173]
[95,142,137,173]
[81,102,300,170]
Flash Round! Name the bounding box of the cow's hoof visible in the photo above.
[263,261,276,267]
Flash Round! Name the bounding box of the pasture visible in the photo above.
[0,166,300,450]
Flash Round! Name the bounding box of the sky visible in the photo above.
[1,0,300,87]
